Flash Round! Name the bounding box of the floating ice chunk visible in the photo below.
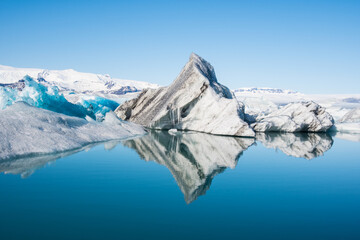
[339,108,360,123]
[330,108,360,133]
[252,101,334,132]
[0,102,145,160]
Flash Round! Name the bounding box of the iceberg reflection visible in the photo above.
[0,131,334,202]
[122,131,254,203]
[0,141,120,178]
[256,132,333,159]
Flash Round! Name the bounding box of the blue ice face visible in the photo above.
[77,96,120,121]
[0,76,119,121]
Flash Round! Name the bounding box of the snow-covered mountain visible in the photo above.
[234,87,299,95]
[0,64,159,95]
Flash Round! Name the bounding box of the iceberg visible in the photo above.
[0,76,119,121]
[115,53,254,137]
[339,108,360,123]
[0,102,145,160]
[332,108,360,133]
[251,101,334,132]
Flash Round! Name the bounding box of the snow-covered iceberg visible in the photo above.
[251,101,334,132]
[256,132,333,159]
[0,76,119,121]
[332,132,360,142]
[339,107,360,123]
[332,108,360,133]
[115,53,254,137]
[235,87,360,133]
[0,102,145,160]
[123,130,254,203]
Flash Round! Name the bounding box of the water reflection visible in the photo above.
[256,132,333,159]
[123,131,334,202]
[1,131,334,203]
[122,131,255,203]
[0,141,120,178]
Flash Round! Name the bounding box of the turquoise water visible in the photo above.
[0,132,359,240]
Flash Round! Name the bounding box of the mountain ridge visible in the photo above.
[0,64,159,95]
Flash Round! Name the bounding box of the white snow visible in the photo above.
[234,87,299,95]
[0,102,145,160]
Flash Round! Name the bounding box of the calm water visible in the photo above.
[0,131,359,240]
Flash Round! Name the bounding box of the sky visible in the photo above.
[0,0,359,93]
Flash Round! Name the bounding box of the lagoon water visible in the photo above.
[0,131,359,240]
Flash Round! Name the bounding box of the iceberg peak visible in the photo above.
[185,53,217,85]
[115,54,254,137]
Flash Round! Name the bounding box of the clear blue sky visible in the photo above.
[1,0,359,93]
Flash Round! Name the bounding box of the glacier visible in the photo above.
[0,64,159,96]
